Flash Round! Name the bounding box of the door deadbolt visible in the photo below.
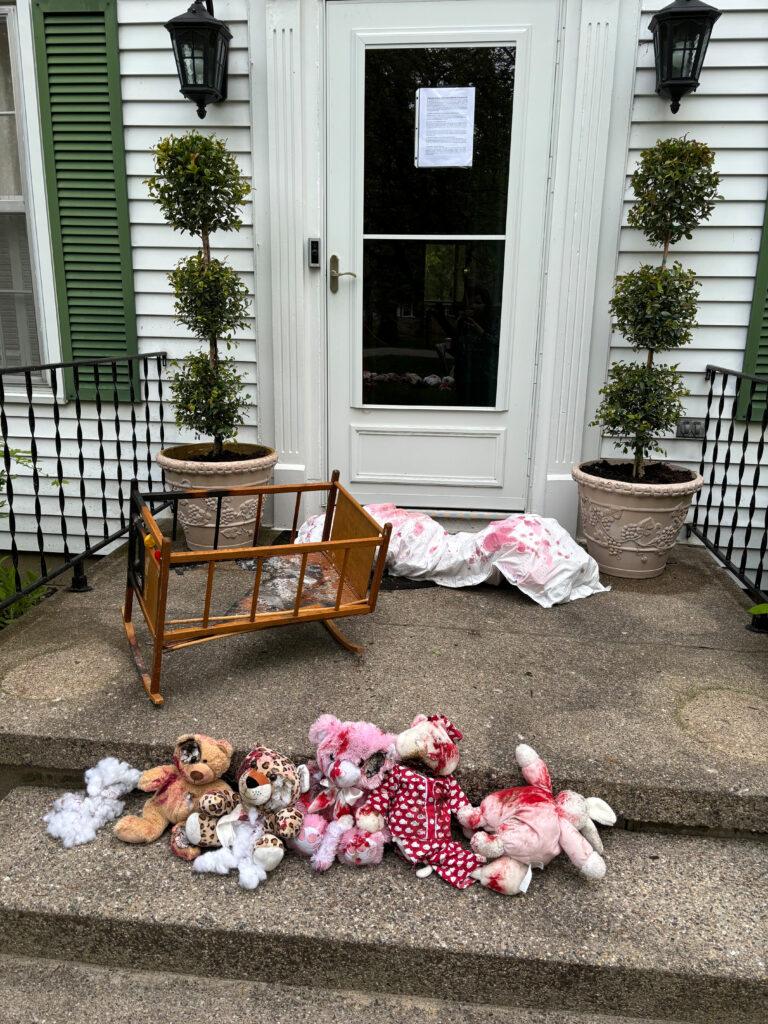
[329,254,357,293]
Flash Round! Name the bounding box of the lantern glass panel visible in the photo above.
[180,34,207,85]
[215,33,227,90]
[668,18,710,79]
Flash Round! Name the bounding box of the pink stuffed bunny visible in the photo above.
[357,714,532,895]
[457,743,616,889]
[290,714,396,872]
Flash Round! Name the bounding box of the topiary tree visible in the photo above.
[593,137,720,479]
[146,131,251,458]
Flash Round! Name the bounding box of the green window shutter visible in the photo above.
[32,0,137,400]
[738,197,768,421]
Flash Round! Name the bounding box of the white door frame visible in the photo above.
[250,0,641,531]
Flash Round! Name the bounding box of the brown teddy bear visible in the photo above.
[114,734,234,854]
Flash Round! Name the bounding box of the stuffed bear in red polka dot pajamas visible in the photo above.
[356,714,531,895]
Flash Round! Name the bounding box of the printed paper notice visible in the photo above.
[415,87,475,168]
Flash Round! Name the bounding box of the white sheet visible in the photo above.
[298,504,607,608]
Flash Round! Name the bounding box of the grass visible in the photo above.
[0,557,46,628]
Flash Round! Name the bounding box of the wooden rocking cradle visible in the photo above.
[122,472,391,705]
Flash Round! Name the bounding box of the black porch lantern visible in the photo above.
[165,0,232,119]
[649,0,721,114]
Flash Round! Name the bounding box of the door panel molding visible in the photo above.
[350,424,506,486]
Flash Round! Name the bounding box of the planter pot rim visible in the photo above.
[572,460,703,497]
[157,442,279,477]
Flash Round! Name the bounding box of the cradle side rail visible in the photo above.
[122,476,391,705]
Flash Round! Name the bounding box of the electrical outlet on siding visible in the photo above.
[676,418,706,440]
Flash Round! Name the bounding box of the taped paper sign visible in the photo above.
[415,86,475,168]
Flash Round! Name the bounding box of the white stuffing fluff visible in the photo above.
[193,811,268,890]
[43,757,141,848]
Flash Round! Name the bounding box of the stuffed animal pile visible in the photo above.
[48,717,617,897]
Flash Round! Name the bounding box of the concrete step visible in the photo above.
[1,546,766,834]
[0,954,671,1024]
[1,787,765,1023]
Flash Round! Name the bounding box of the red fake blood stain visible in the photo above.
[154,765,180,804]
[485,869,507,893]
[481,518,523,555]
[346,832,369,852]
[335,727,351,757]
[494,785,552,811]
[429,737,457,775]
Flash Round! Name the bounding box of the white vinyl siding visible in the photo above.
[119,0,256,430]
[602,1,768,568]
[1,0,255,553]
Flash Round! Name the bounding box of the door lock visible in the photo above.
[329,254,357,293]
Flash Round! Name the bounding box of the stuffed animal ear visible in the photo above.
[585,797,616,827]
[175,733,195,746]
[309,714,339,745]
[215,739,234,759]
[410,714,428,727]
[297,763,311,794]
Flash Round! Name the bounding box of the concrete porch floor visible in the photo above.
[0,542,765,832]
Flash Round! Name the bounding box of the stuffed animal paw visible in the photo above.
[337,827,388,867]
[174,788,239,861]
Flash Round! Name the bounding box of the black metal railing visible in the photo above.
[689,365,768,603]
[0,352,168,616]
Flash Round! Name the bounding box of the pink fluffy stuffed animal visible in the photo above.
[290,714,396,871]
[457,743,616,888]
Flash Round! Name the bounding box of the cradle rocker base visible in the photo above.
[322,618,364,654]
[122,473,390,704]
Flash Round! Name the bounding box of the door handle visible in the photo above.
[329,254,357,293]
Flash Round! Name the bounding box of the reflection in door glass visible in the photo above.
[362,240,504,407]
[364,46,515,235]
[362,45,515,407]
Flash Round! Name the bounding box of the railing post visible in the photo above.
[69,561,92,594]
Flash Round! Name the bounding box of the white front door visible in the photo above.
[326,0,559,511]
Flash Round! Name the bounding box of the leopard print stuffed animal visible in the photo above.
[181,746,310,889]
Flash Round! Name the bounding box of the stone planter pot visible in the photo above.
[571,460,703,579]
[156,442,279,551]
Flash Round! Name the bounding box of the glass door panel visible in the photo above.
[362,238,504,407]
[362,45,515,408]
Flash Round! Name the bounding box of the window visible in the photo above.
[0,6,42,371]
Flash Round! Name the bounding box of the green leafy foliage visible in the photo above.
[145,132,250,239]
[148,132,251,453]
[170,254,250,345]
[610,261,699,354]
[593,137,721,478]
[170,352,246,447]
[627,137,720,249]
[592,362,688,479]
[0,449,31,517]
[0,558,45,628]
